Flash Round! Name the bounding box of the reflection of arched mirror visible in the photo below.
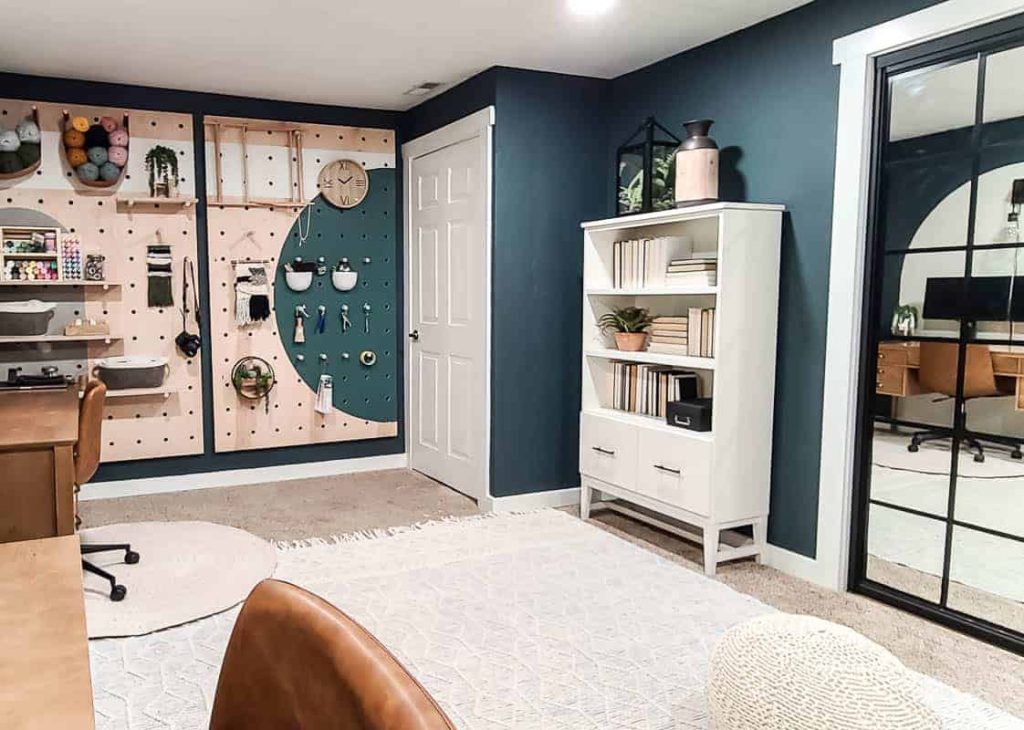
[0,207,66,230]
[854,27,1024,653]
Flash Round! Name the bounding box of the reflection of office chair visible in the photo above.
[77,380,139,602]
[907,342,1021,462]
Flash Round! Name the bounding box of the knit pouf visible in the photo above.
[708,614,940,730]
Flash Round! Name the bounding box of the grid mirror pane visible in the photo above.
[860,32,1024,650]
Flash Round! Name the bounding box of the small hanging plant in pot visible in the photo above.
[599,306,654,352]
[144,145,179,197]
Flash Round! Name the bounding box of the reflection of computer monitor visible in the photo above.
[923,276,1024,321]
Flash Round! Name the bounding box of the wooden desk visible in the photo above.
[876,341,1024,409]
[0,386,79,543]
[0,536,95,729]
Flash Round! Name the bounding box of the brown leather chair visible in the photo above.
[210,579,455,730]
[908,342,1022,462]
[77,379,139,602]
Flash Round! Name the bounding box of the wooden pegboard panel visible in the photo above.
[0,99,204,462]
[204,115,398,453]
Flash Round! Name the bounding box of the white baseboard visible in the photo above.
[80,453,409,501]
[762,544,840,589]
[479,486,581,514]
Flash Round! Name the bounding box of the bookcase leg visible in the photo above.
[580,483,592,520]
[703,525,720,577]
[753,519,768,564]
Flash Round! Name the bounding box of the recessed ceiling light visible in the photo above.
[404,82,443,97]
[568,0,614,17]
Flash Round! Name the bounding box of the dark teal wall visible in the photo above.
[605,0,943,556]
[404,68,609,498]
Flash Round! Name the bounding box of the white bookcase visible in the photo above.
[579,202,784,575]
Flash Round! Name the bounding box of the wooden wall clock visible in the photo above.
[319,159,369,209]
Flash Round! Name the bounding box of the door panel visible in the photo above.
[408,122,489,500]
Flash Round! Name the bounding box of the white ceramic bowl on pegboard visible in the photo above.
[285,271,313,291]
[332,270,358,291]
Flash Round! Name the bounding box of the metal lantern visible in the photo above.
[616,117,681,216]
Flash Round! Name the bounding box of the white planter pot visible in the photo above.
[285,271,313,291]
[332,270,358,291]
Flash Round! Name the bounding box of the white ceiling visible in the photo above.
[1,0,812,111]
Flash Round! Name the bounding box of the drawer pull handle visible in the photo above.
[672,415,691,427]
[592,446,615,456]
[654,464,681,475]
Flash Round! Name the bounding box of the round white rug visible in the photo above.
[81,521,276,639]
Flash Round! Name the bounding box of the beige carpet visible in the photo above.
[81,521,276,638]
[81,468,1024,718]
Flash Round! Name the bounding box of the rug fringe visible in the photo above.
[271,509,558,551]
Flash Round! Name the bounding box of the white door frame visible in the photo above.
[810,0,1024,591]
[402,106,495,503]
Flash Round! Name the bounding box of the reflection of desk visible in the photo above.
[0,385,79,543]
[877,341,1024,409]
[0,535,95,729]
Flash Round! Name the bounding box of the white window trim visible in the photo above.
[813,0,1024,590]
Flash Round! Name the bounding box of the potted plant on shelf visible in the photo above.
[144,145,179,197]
[599,306,654,352]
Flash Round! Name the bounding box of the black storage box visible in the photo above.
[666,398,712,432]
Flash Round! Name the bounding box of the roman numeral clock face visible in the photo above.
[319,159,369,209]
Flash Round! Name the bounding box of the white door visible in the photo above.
[404,108,492,501]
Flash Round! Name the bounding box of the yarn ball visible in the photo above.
[108,128,129,147]
[0,131,20,152]
[99,116,118,133]
[66,147,89,168]
[107,145,128,166]
[0,151,21,174]
[71,116,90,133]
[15,119,40,144]
[84,124,108,148]
[63,129,86,148]
[76,162,100,182]
[99,162,121,181]
[86,146,108,166]
[16,142,40,167]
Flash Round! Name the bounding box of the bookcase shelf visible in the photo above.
[578,202,783,577]
[585,348,715,370]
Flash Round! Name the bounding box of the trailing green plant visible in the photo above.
[617,151,675,214]
[144,145,179,193]
[598,306,654,334]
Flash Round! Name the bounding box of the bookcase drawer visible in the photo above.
[636,431,711,516]
[580,413,637,490]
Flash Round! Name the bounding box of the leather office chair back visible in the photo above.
[918,342,1000,399]
[210,579,455,730]
[76,380,106,486]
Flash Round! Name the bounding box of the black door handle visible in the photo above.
[408,330,420,341]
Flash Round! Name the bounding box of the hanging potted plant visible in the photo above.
[598,306,654,352]
[144,145,179,197]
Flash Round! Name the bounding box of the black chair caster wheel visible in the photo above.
[908,443,920,453]
[1012,450,1023,460]
[125,550,140,565]
[110,584,127,602]
[974,453,985,463]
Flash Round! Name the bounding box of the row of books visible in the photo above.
[611,362,700,418]
[612,236,695,288]
[645,308,716,357]
[666,257,717,287]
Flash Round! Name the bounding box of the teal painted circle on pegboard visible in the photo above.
[274,168,397,424]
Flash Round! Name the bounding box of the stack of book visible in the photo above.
[666,257,717,287]
[612,362,700,418]
[612,236,692,288]
[687,307,716,357]
[647,316,689,354]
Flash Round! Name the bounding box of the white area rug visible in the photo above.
[873,431,1024,478]
[88,511,1023,729]
[82,521,277,639]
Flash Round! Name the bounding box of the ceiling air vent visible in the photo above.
[404,82,443,97]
